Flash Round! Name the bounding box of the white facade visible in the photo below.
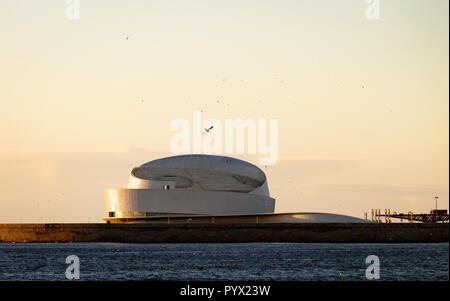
[105,155,276,218]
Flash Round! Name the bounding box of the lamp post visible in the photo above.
[435,196,439,223]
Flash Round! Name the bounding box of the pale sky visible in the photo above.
[0,0,448,222]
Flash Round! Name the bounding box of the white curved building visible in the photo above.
[104,154,368,223]
[105,155,275,218]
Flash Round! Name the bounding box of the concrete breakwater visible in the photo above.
[0,223,448,243]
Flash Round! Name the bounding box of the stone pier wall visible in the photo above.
[0,223,448,243]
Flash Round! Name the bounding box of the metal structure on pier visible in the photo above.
[366,209,449,223]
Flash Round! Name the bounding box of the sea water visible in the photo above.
[0,242,447,281]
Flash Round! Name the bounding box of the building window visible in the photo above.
[108,211,115,217]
